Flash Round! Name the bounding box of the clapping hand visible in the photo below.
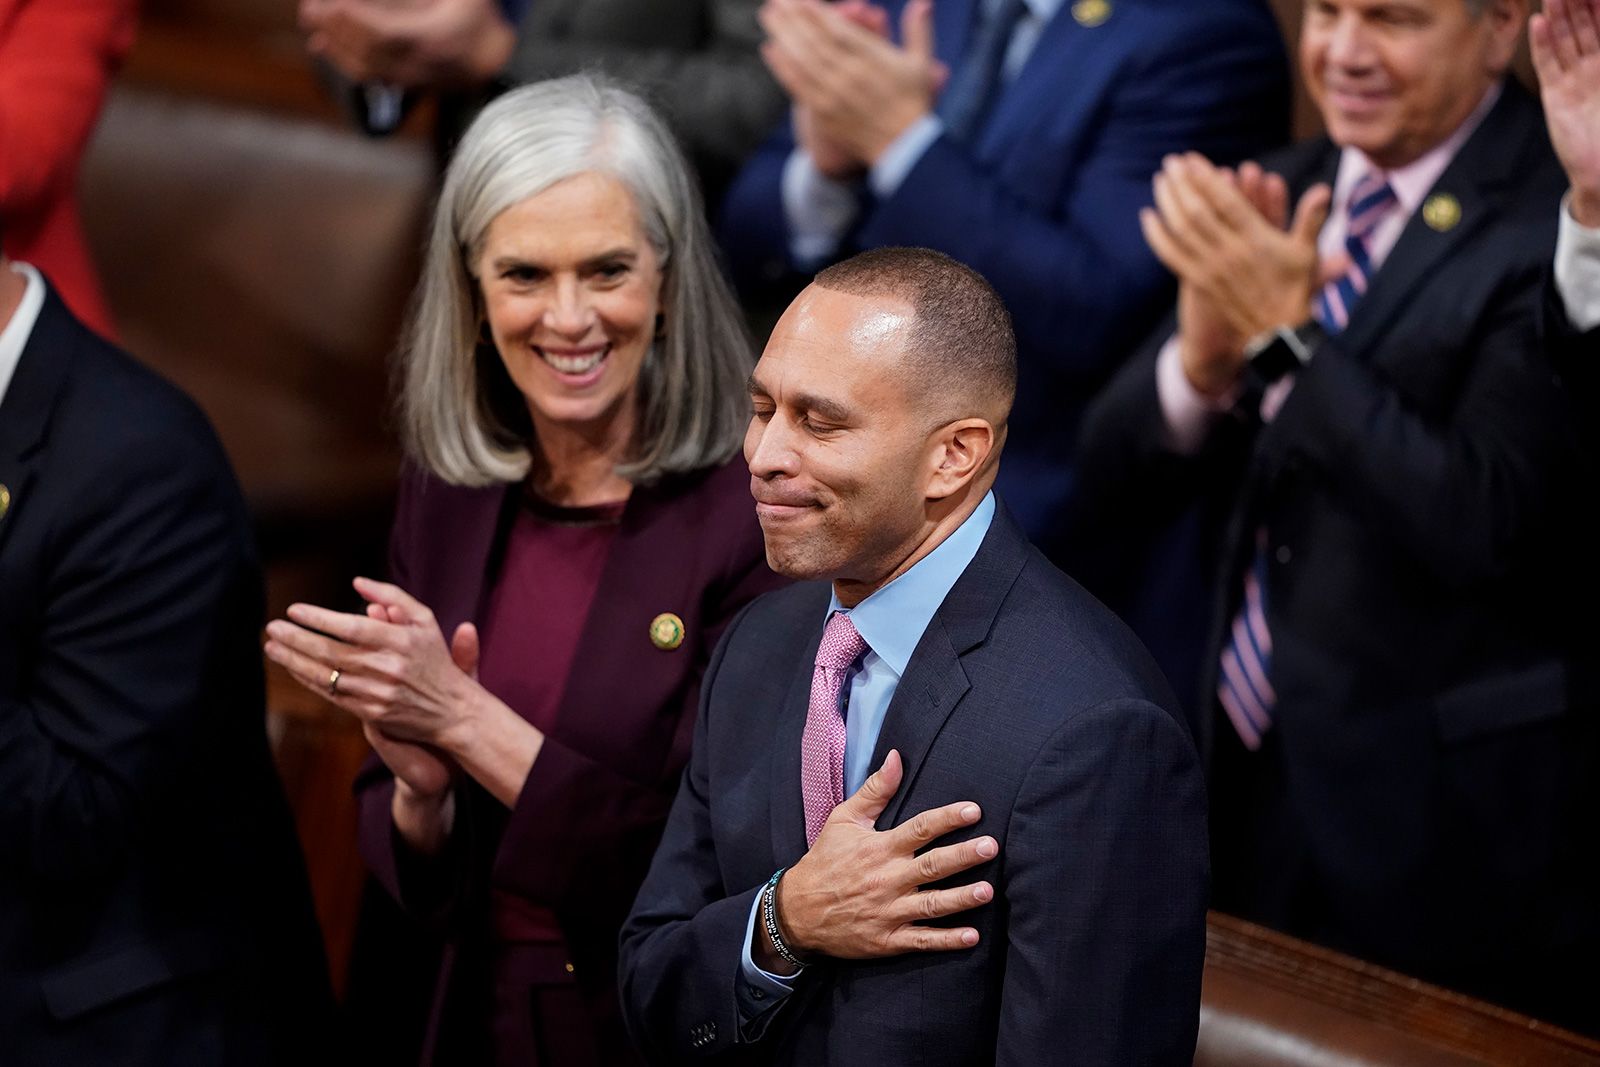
[1141,153,1330,395]
[759,0,946,177]
[301,0,515,89]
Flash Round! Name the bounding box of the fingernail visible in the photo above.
[976,838,997,859]
[974,882,992,902]
[960,804,980,822]
[265,620,285,636]
[961,929,979,946]
[263,641,281,661]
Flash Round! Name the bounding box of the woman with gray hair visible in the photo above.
[265,75,781,1065]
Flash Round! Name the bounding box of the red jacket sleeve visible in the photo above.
[0,0,137,215]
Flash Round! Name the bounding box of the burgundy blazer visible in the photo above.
[354,455,783,1063]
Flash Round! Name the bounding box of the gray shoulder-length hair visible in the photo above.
[399,74,754,487]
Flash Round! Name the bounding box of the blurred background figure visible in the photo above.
[720,0,1291,553]
[0,0,137,339]
[1077,0,1599,1033]
[0,224,333,1064]
[264,76,782,1066]
[300,0,787,201]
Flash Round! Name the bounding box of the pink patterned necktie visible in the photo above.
[801,612,869,846]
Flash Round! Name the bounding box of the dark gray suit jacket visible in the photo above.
[619,502,1208,1065]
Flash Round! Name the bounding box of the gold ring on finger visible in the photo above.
[328,668,342,695]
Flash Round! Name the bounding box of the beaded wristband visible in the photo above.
[761,868,806,971]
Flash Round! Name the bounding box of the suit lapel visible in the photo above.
[930,0,978,79]
[1328,84,1537,362]
[0,289,78,564]
[979,0,1119,155]
[870,502,1029,829]
[434,485,515,635]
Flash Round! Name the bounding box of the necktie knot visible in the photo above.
[1346,172,1397,241]
[816,612,869,672]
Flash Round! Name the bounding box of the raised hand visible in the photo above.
[761,750,997,973]
[1531,0,1600,227]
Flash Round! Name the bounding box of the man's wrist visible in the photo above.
[1177,335,1244,398]
[758,869,808,975]
[392,782,454,855]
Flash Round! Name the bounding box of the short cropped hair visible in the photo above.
[400,74,753,487]
[813,247,1017,425]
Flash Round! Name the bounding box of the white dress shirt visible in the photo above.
[1555,196,1600,333]
[0,262,46,409]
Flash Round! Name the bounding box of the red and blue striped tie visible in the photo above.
[1218,173,1397,749]
[1315,172,1398,333]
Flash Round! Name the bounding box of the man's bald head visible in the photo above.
[812,247,1017,428]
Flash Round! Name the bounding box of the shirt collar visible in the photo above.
[825,491,997,677]
[1333,79,1502,217]
[0,262,45,408]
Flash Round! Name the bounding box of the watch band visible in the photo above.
[1245,319,1325,384]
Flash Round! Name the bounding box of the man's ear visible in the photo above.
[925,418,997,501]
[1484,0,1530,75]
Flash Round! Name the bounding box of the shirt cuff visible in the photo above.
[1155,335,1236,454]
[739,891,799,1010]
[782,149,862,269]
[868,114,943,199]
[1555,193,1600,333]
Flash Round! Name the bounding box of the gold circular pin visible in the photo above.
[1422,193,1461,232]
[0,483,10,520]
[649,612,685,651]
[1073,0,1112,27]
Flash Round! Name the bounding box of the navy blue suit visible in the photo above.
[619,502,1208,1065]
[719,0,1289,542]
[0,284,332,1063]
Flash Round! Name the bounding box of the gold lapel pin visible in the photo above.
[1422,193,1461,232]
[649,612,686,651]
[1073,0,1112,27]
[0,483,10,521]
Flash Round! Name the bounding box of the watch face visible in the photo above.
[1250,334,1299,384]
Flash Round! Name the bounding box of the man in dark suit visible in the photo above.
[619,248,1208,1065]
[720,0,1289,546]
[1532,0,1600,378]
[0,239,333,1063]
[1076,0,1600,1032]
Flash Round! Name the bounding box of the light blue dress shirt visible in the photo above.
[782,0,1065,266]
[738,492,997,1012]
